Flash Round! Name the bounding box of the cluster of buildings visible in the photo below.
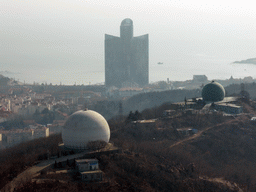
[170,81,244,115]
[0,90,52,118]
[0,86,95,120]
[132,81,245,139]
[0,87,69,149]
[0,126,49,149]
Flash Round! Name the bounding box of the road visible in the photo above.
[1,151,89,192]
[169,117,239,149]
[169,116,245,192]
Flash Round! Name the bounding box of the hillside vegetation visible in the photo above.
[0,134,61,189]
[123,89,201,113]
[3,101,256,191]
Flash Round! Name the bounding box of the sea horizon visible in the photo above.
[1,61,256,86]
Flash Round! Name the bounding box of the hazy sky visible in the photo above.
[1,0,256,85]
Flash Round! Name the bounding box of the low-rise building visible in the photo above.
[76,159,99,172]
[75,159,103,182]
[132,119,157,129]
[214,103,243,114]
[163,110,176,117]
[32,127,49,139]
[0,126,49,148]
[80,170,103,181]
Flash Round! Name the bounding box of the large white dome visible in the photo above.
[62,110,110,149]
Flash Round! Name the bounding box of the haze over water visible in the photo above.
[1,0,256,85]
[2,61,256,85]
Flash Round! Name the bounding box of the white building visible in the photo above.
[75,159,103,181]
[76,159,99,172]
[62,109,110,150]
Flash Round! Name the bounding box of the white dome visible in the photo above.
[62,110,110,149]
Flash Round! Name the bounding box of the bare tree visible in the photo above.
[87,140,107,151]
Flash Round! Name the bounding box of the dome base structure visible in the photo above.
[58,142,119,155]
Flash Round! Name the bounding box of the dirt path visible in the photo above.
[1,151,89,192]
[169,116,246,191]
[169,117,238,149]
[199,176,244,192]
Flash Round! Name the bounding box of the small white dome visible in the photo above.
[62,110,110,149]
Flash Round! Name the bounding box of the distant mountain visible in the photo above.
[0,74,20,86]
[233,58,256,64]
[0,70,20,75]
[0,75,10,86]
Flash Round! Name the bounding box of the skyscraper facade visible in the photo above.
[105,18,148,88]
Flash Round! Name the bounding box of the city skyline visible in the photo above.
[1,1,256,85]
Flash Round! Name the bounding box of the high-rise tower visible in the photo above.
[105,18,148,88]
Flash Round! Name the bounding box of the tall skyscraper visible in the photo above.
[105,18,148,88]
